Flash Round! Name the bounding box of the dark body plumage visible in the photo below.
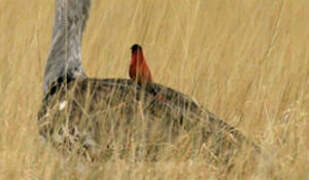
[38,78,258,161]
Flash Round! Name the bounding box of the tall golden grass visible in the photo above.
[0,0,308,179]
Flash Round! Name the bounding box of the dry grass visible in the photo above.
[0,0,309,179]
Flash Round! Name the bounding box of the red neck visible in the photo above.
[131,49,145,65]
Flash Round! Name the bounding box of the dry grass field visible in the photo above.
[0,0,309,179]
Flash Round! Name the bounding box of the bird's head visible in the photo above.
[131,44,142,54]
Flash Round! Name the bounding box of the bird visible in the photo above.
[129,44,152,86]
[38,0,257,161]
[129,44,168,102]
